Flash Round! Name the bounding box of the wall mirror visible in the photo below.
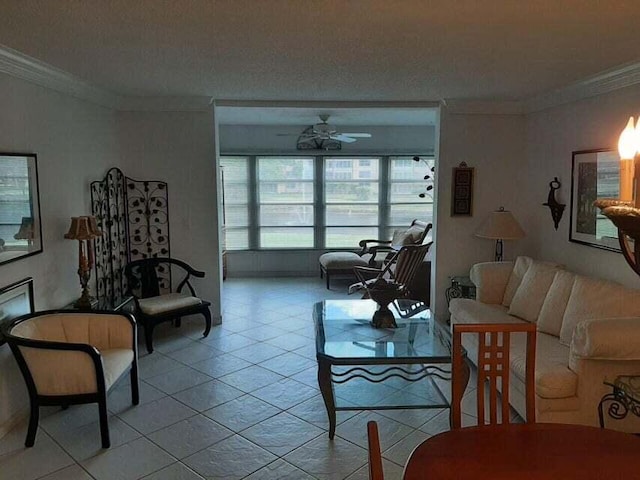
[570,149,622,252]
[0,153,42,266]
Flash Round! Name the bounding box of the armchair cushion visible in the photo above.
[138,293,203,316]
[102,349,135,389]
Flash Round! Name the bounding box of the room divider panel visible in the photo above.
[90,167,171,305]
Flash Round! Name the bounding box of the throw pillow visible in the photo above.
[508,261,560,322]
[537,271,576,337]
[391,229,410,247]
[560,275,640,346]
[502,256,533,307]
[405,224,426,244]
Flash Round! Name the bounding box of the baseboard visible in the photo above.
[0,408,28,440]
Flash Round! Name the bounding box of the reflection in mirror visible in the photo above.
[0,153,42,266]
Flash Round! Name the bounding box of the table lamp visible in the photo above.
[475,207,525,261]
[64,216,102,309]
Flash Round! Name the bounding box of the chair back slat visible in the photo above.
[453,323,536,427]
[391,242,432,286]
[367,421,384,480]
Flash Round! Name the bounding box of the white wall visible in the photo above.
[0,73,118,434]
[116,110,223,320]
[433,108,527,320]
[219,123,436,276]
[524,85,640,289]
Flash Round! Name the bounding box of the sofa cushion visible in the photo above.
[502,256,533,307]
[537,271,576,337]
[510,332,577,399]
[560,275,640,346]
[508,262,560,323]
[450,298,523,326]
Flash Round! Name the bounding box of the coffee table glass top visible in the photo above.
[314,299,452,363]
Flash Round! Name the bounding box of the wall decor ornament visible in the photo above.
[451,162,474,216]
[0,153,42,266]
[569,149,621,252]
[0,277,34,345]
[543,177,566,230]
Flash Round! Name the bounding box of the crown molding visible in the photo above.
[0,44,119,108]
[116,95,214,111]
[441,99,525,115]
[525,61,640,113]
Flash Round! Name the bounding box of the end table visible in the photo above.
[446,275,476,306]
[598,375,640,430]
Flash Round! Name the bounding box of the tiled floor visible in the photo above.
[0,276,520,480]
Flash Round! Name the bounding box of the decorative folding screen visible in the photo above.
[91,167,171,304]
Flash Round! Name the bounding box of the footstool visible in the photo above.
[319,252,369,289]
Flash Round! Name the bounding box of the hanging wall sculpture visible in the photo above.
[542,177,566,230]
[91,168,170,305]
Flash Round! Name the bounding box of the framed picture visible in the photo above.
[0,153,43,266]
[451,163,474,216]
[0,277,34,345]
[570,149,621,252]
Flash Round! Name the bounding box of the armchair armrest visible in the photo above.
[358,239,392,255]
[571,317,640,360]
[469,261,514,304]
[14,340,101,396]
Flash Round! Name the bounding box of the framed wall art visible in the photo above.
[451,162,474,216]
[0,277,34,345]
[0,153,43,266]
[570,149,621,252]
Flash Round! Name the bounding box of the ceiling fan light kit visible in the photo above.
[277,115,372,151]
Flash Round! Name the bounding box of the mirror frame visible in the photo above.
[0,152,43,266]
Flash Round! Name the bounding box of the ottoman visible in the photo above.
[319,252,369,289]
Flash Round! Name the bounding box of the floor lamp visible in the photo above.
[475,207,525,261]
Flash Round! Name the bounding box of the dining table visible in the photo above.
[402,423,640,479]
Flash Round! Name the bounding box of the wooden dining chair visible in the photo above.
[367,420,385,480]
[451,323,537,428]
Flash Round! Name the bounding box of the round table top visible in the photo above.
[403,423,640,480]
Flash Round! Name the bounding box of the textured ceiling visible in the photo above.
[1,1,639,102]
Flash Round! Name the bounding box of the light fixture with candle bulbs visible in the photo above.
[594,117,640,277]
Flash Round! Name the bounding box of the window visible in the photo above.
[325,157,380,248]
[220,155,434,250]
[220,157,250,250]
[257,157,315,248]
[388,156,435,239]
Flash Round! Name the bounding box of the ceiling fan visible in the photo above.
[278,115,372,145]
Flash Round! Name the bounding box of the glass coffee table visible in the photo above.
[314,299,469,438]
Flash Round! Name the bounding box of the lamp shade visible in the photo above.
[14,217,34,240]
[475,207,525,240]
[64,216,102,240]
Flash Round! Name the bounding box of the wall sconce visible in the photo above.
[542,178,565,230]
[64,216,102,309]
[475,207,526,261]
[594,117,640,277]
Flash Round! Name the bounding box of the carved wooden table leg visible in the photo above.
[317,357,337,439]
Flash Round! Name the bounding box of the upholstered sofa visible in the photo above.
[449,256,640,430]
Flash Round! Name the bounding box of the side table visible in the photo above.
[598,375,640,430]
[445,275,476,306]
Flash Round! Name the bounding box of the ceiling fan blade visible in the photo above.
[340,133,372,138]
[276,133,302,136]
[331,134,357,143]
[298,136,320,143]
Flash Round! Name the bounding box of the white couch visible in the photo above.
[449,256,640,430]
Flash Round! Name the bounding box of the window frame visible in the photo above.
[220,154,435,251]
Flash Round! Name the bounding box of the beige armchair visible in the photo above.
[2,310,139,448]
